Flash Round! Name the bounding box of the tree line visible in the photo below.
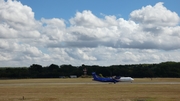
[0,61,180,79]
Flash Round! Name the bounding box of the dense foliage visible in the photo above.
[0,61,180,78]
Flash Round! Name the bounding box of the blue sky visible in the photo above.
[0,0,180,67]
[18,0,180,20]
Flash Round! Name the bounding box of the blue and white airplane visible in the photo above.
[92,72,134,83]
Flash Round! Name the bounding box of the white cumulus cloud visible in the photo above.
[0,0,180,66]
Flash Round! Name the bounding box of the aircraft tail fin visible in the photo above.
[92,72,98,79]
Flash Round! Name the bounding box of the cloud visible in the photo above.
[130,2,180,27]
[127,2,180,50]
[0,0,41,39]
[69,10,106,28]
[0,0,180,66]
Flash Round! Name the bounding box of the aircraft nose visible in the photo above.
[131,78,134,81]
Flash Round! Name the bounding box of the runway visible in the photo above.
[1,81,180,86]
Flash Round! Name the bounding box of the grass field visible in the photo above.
[0,78,180,101]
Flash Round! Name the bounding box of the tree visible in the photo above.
[29,64,43,78]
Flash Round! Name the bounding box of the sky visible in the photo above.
[0,0,180,67]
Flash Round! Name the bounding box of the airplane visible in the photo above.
[92,72,134,83]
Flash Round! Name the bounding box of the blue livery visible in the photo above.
[92,72,119,83]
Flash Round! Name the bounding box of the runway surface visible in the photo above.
[1,82,180,86]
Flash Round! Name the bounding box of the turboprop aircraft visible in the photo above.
[92,72,134,83]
